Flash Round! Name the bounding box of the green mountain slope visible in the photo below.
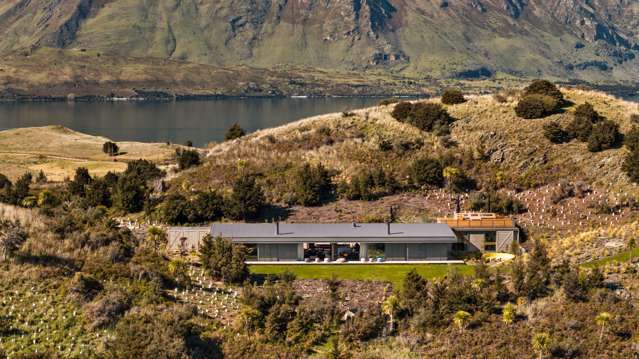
[0,0,637,85]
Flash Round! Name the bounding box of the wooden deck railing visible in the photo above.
[437,218,515,228]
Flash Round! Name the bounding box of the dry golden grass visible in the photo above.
[0,125,178,180]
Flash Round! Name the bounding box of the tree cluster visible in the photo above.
[338,167,399,201]
[291,163,334,206]
[469,191,527,215]
[175,148,201,171]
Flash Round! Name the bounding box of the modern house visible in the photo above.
[437,213,520,253]
[169,222,458,262]
[167,215,520,262]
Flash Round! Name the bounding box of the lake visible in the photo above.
[0,98,382,147]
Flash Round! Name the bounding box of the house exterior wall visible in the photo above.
[168,227,210,252]
[454,228,519,253]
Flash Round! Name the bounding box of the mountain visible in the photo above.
[0,0,638,86]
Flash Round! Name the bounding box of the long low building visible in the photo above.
[169,222,459,262]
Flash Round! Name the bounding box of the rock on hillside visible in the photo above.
[0,0,637,84]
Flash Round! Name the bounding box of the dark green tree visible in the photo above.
[228,176,265,220]
[199,235,248,284]
[400,269,428,315]
[102,141,119,156]
[113,176,146,213]
[82,179,112,208]
[625,126,639,152]
[292,163,334,206]
[622,148,639,183]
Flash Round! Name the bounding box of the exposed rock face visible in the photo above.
[0,0,637,83]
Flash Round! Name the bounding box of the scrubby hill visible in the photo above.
[175,88,639,238]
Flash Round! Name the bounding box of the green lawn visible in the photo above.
[249,264,475,287]
[582,247,639,268]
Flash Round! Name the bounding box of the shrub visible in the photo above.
[587,120,622,152]
[622,148,639,183]
[199,235,248,284]
[341,306,385,342]
[227,176,265,220]
[0,220,27,262]
[124,160,165,183]
[441,88,466,105]
[292,163,334,206]
[102,141,119,156]
[631,113,639,123]
[37,189,60,208]
[106,306,218,358]
[409,103,454,134]
[175,148,201,170]
[84,290,132,329]
[391,102,414,121]
[624,126,639,152]
[0,173,11,190]
[543,121,571,144]
[68,272,103,302]
[515,95,558,119]
[443,166,476,193]
[409,158,444,188]
[225,123,246,141]
[567,103,602,141]
[523,80,564,103]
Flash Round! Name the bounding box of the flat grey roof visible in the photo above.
[211,223,457,243]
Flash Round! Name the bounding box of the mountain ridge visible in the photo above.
[0,0,638,85]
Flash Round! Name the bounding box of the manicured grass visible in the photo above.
[582,247,639,268]
[249,264,475,287]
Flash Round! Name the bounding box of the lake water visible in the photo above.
[0,98,382,146]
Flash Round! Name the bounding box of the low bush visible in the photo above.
[84,289,132,329]
[392,102,454,135]
[225,123,246,141]
[409,158,444,188]
[624,126,639,152]
[515,95,559,119]
[543,121,571,144]
[587,120,622,152]
[622,148,639,183]
[523,80,564,103]
[441,88,466,105]
[175,148,201,170]
[567,103,602,141]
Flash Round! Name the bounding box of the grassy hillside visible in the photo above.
[0,125,177,180]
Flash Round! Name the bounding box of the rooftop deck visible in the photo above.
[437,217,516,229]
